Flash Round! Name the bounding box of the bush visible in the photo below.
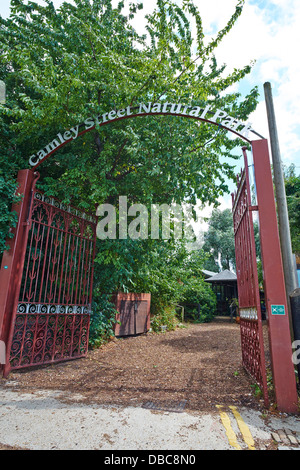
[181,277,216,323]
[89,294,117,348]
[0,175,22,256]
[150,304,179,332]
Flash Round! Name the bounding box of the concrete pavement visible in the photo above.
[0,380,299,451]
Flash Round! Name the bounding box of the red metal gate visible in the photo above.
[232,148,269,406]
[0,170,97,376]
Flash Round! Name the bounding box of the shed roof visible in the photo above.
[205,269,237,283]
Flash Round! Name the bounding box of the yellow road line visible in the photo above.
[216,405,242,450]
[229,406,256,450]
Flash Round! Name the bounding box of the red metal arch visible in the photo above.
[30,108,260,170]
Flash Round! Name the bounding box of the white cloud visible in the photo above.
[197,0,243,35]
[207,0,300,168]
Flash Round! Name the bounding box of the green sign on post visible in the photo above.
[271,305,286,315]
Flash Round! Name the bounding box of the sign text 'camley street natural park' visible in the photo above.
[28,101,256,168]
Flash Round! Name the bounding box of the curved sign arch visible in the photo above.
[28,101,263,169]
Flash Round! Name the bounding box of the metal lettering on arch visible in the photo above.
[27,101,258,169]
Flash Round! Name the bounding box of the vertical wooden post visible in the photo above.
[252,139,298,413]
[264,82,298,301]
[0,169,35,377]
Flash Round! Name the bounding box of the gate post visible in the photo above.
[252,139,298,413]
[0,169,36,377]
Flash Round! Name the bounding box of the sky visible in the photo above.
[1,0,300,220]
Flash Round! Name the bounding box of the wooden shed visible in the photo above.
[205,269,238,316]
[112,292,151,337]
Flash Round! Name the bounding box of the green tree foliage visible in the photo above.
[0,0,258,210]
[0,176,22,255]
[284,164,300,254]
[0,0,258,341]
[202,208,236,271]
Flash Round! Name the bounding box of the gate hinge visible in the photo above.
[249,205,258,211]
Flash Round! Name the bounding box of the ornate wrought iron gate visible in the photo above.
[232,149,269,406]
[0,170,97,376]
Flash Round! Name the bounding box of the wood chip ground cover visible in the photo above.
[3,321,269,413]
